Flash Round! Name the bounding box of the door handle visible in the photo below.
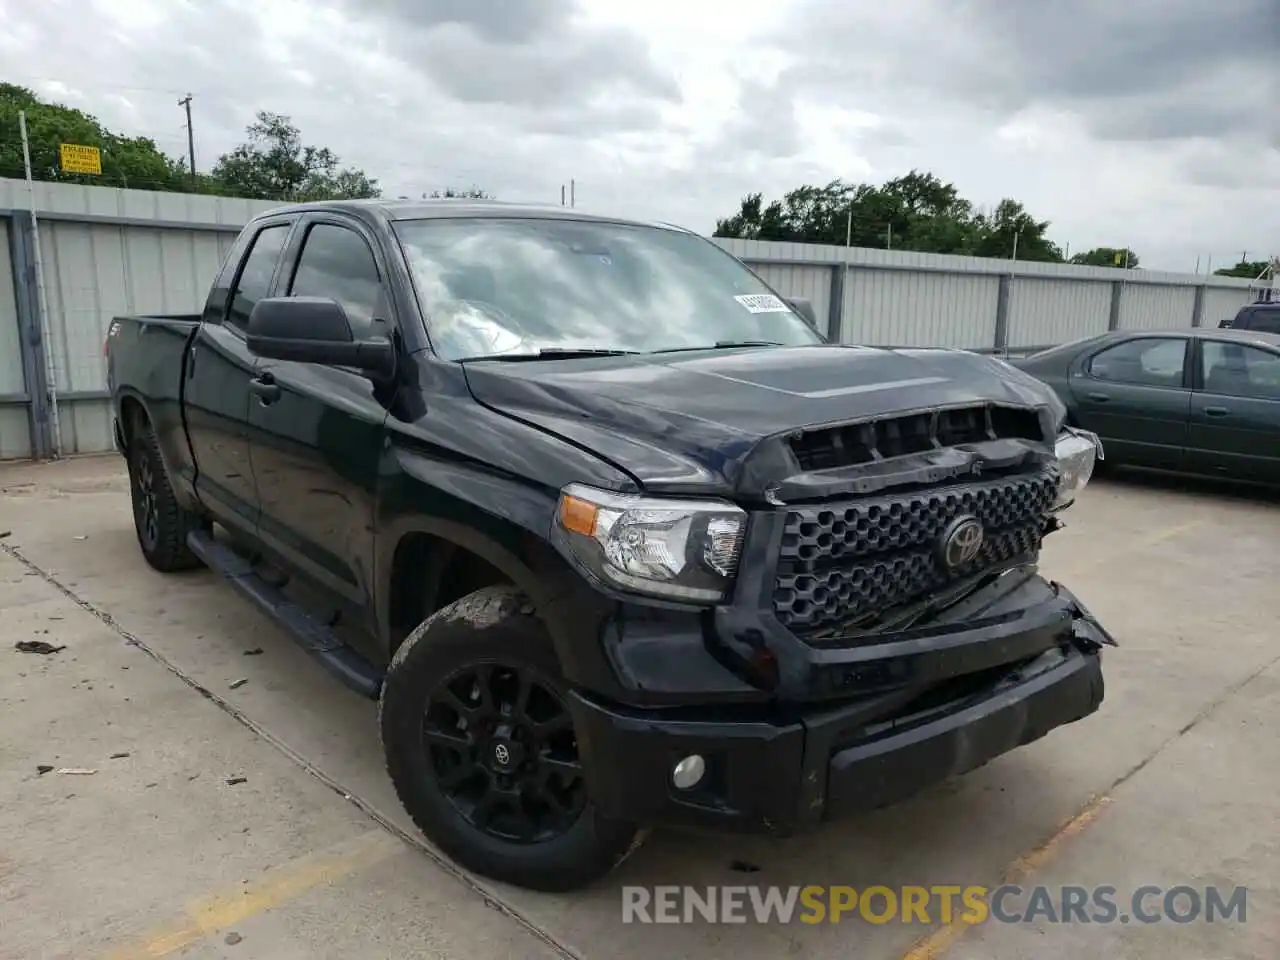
[1086,392,1111,402]
[1203,406,1230,418]
[249,375,281,405]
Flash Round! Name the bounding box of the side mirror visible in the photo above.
[787,296,818,329]
[246,297,394,376]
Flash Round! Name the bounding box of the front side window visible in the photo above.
[1201,341,1280,400]
[227,224,290,329]
[288,224,384,339]
[1087,337,1186,387]
[393,217,822,360]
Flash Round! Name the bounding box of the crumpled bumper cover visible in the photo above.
[567,580,1110,833]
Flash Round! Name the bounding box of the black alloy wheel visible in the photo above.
[132,444,160,552]
[422,660,586,843]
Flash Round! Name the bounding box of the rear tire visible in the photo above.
[380,585,640,892]
[127,420,205,573]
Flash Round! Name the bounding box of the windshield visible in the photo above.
[393,217,823,360]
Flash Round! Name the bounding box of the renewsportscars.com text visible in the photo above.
[621,884,1248,925]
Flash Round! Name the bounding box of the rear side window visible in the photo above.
[227,225,290,329]
[1247,310,1280,334]
[1087,337,1187,387]
[287,224,384,339]
[1201,342,1280,400]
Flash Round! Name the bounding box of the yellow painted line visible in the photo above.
[103,829,405,959]
[899,794,1114,960]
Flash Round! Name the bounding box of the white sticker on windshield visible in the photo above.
[734,293,790,314]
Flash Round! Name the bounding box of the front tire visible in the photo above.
[127,420,205,572]
[380,585,640,892]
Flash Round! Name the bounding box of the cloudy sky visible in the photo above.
[3,0,1277,272]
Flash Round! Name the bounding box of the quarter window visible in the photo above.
[288,224,384,339]
[1087,338,1186,387]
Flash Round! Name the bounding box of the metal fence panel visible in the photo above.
[1201,286,1255,328]
[35,221,239,454]
[845,268,999,348]
[0,217,24,396]
[1118,283,1198,331]
[1006,276,1113,347]
[744,261,833,336]
[0,215,33,459]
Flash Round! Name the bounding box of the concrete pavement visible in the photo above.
[1,455,1276,959]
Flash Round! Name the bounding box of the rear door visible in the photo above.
[1067,335,1192,470]
[184,217,295,536]
[244,215,392,618]
[1187,338,1280,482]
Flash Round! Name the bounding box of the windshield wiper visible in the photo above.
[650,340,785,355]
[461,347,640,362]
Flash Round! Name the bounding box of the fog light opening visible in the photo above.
[671,754,706,790]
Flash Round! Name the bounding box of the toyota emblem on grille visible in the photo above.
[939,515,985,569]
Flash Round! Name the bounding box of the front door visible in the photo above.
[1068,335,1191,470]
[245,217,390,619]
[184,220,293,537]
[1187,338,1280,482]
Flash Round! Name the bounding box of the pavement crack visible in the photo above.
[1,541,583,960]
[1103,646,1280,797]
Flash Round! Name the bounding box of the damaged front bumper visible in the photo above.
[566,572,1113,834]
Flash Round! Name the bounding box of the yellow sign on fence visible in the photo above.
[60,143,102,175]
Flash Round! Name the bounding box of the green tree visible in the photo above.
[1214,258,1272,279]
[210,111,380,201]
[0,83,189,190]
[970,199,1062,262]
[1070,246,1140,269]
[712,172,1062,262]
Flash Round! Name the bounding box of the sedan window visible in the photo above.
[1201,341,1280,400]
[1087,338,1187,388]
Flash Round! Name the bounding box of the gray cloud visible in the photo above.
[351,0,560,44]
[333,0,679,112]
[1,0,1276,271]
[785,0,1279,144]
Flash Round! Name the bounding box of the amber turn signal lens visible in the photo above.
[558,494,598,537]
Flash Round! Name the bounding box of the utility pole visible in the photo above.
[560,184,566,206]
[178,94,196,186]
[570,179,575,208]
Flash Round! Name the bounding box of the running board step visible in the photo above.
[186,530,384,699]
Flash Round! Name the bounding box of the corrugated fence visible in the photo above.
[724,238,1257,347]
[0,177,1262,460]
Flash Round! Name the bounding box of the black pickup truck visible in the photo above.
[105,199,1112,891]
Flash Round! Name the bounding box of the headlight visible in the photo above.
[553,483,746,602]
[1053,427,1104,510]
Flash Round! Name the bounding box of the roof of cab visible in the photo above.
[249,197,694,233]
[1100,328,1280,346]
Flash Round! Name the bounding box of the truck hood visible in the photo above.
[461,344,1059,501]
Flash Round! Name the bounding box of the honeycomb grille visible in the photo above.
[773,469,1060,636]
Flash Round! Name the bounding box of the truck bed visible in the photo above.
[105,314,202,486]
